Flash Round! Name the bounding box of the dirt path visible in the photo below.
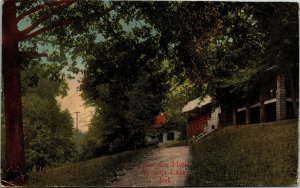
[112,146,190,187]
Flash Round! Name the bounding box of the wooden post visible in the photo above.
[260,81,266,123]
[276,74,286,120]
[245,103,250,124]
[232,109,237,126]
[219,108,225,127]
[75,111,80,145]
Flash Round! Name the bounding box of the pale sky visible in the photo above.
[56,74,94,132]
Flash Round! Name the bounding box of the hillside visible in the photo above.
[186,120,298,186]
[26,149,150,186]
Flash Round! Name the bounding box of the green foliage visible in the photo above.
[17,1,124,80]
[252,3,298,72]
[15,1,298,166]
[200,3,298,110]
[21,62,77,171]
[81,34,169,153]
[80,112,109,160]
[133,2,298,113]
[162,61,201,135]
[134,2,223,83]
[186,120,298,186]
[252,3,299,112]
[206,4,265,109]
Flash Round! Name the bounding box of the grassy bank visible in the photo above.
[26,149,149,186]
[186,120,298,186]
[158,140,187,148]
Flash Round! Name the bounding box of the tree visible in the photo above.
[81,34,169,152]
[134,1,223,84]
[206,3,298,117]
[205,3,265,111]
[2,0,117,183]
[21,62,76,171]
[3,0,27,182]
[252,3,299,117]
[140,2,298,119]
[162,60,201,136]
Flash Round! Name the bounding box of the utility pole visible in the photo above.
[74,111,80,142]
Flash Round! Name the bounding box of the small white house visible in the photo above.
[162,130,181,143]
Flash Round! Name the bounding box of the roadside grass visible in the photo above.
[158,140,187,148]
[26,148,149,186]
[186,120,298,186]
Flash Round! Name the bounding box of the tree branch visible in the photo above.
[20,18,80,41]
[20,1,74,36]
[19,3,118,41]
[16,0,74,23]
[18,51,48,58]
[32,37,63,45]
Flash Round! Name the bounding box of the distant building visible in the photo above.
[182,96,220,138]
[145,113,182,144]
[153,113,167,128]
[162,130,181,143]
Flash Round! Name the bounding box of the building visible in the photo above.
[182,96,220,138]
[162,130,181,143]
[182,74,298,138]
[145,113,182,144]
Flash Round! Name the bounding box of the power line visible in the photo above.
[81,114,92,119]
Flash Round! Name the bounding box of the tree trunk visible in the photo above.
[287,67,298,119]
[3,0,26,185]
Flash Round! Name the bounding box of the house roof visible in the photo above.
[182,96,212,113]
[152,114,167,128]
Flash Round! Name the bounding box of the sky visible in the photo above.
[56,75,94,132]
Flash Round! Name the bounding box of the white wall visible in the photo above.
[162,131,181,143]
[208,107,221,131]
[163,133,168,143]
[174,131,181,140]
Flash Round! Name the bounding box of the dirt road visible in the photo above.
[112,146,190,187]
